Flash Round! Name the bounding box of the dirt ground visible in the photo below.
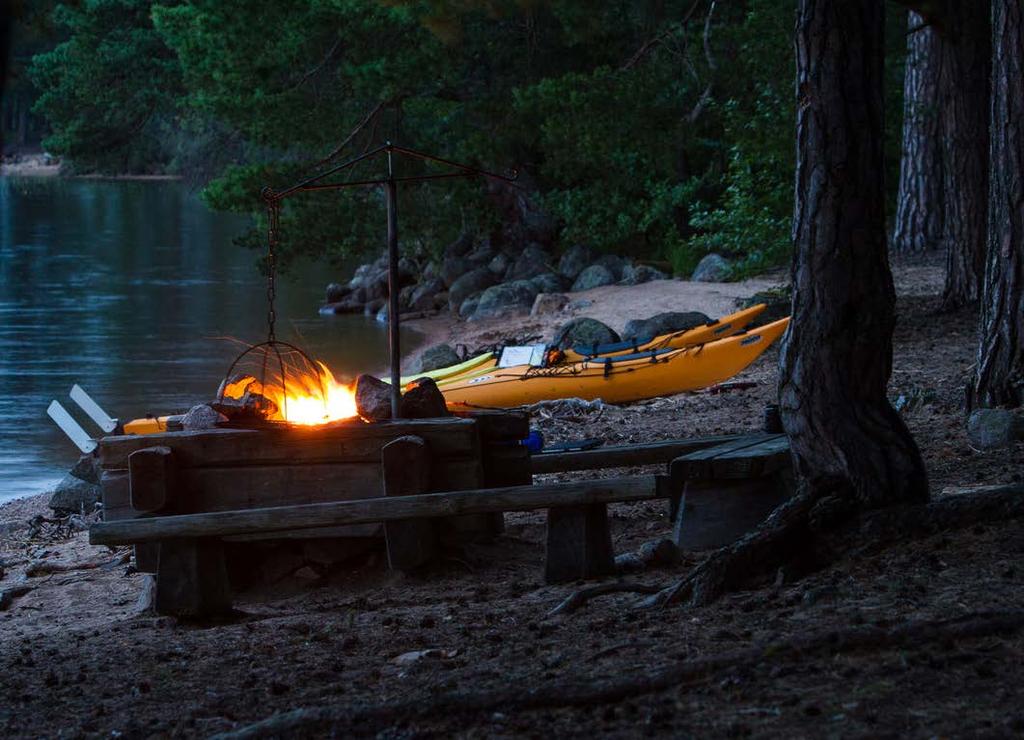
[1,254,1022,738]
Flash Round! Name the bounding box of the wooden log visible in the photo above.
[129,446,176,512]
[98,417,480,470]
[154,538,232,618]
[530,434,741,474]
[134,544,160,573]
[382,436,437,571]
[100,470,132,520]
[544,503,616,583]
[89,476,661,546]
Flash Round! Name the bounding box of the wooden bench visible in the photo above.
[668,433,792,550]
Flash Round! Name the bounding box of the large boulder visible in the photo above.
[557,244,593,281]
[347,263,373,290]
[448,267,496,312]
[528,272,567,294]
[440,255,470,288]
[488,252,512,276]
[531,293,570,316]
[506,244,552,281]
[459,295,482,319]
[619,263,668,286]
[413,344,461,374]
[325,283,349,303]
[68,454,100,485]
[551,317,620,350]
[691,253,732,282]
[48,474,100,514]
[444,233,474,259]
[967,408,1024,450]
[737,287,792,323]
[571,264,617,292]
[592,254,630,281]
[470,280,541,321]
[408,278,445,312]
[621,311,711,341]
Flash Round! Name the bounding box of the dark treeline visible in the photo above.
[4,0,911,275]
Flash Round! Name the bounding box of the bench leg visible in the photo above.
[155,538,232,618]
[673,476,788,550]
[545,503,616,583]
[382,436,438,571]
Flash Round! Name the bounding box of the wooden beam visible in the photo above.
[530,435,741,474]
[98,417,479,470]
[89,476,660,546]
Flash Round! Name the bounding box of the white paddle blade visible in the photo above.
[69,384,117,433]
[47,400,98,453]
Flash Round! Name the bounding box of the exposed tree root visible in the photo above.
[645,484,1024,610]
[548,582,662,616]
[214,610,1024,739]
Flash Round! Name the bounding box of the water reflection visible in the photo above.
[0,178,412,501]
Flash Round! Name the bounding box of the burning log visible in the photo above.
[212,374,280,422]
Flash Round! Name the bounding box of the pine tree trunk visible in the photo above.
[973,0,1024,408]
[892,13,944,253]
[781,0,928,508]
[939,2,991,310]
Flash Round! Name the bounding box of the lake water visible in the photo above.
[0,177,415,503]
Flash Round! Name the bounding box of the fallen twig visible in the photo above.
[24,551,129,578]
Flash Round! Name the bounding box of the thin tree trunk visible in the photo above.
[939,2,991,309]
[892,13,944,253]
[973,0,1024,408]
[781,0,928,507]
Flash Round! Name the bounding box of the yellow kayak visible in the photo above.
[384,351,496,385]
[442,317,790,409]
[431,304,769,388]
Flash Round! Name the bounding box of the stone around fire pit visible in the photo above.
[401,378,450,418]
[355,374,393,421]
[182,404,228,431]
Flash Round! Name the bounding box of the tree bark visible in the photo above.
[938,2,991,310]
[781,0,928,507]
[892,13,944,254]
[973,0,1024,408]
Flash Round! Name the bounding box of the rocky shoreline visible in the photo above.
[321,238,738,324]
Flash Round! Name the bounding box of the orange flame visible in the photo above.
[223,360,358,425]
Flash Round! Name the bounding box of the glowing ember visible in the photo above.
[222,360,357,425]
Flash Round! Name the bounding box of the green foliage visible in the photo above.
[24,0,908,279]
[29,0,183,172]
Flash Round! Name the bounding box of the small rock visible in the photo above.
[691,253,732,282]
[48,474,100,515]
[182,404,228,431]
[621,311,712,342]
[551,317,620,350]
[737,286,792,322]
[488,252,511,276]
[470,280,540,321]
[591,254,630,281]
[557,244,593,280]
[448,267,496,312]
[400,378,450,418]
[413,344,461,374]
[571,264,616,292]
[293,566,321,582]
[619,263,667,285]
[354,374,393,421]
[68,454,100,485]
[967,408,1024,450]
[531,293,570,316]
[319,293,365,315]
[135,575,156,614]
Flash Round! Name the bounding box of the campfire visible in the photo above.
[216,349,359,426]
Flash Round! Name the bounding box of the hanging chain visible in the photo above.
[263,190,280,343]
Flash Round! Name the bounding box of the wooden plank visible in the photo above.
[382,436,437,571]
[100,470,132,519]
[89,476,661,545]
[670,434,784,480]
[482,446,532,487]
[707,436,791,479]
[673,476,789,550]
[530,434,741,474]
[129,446,176,512]
[98,417,479,470]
